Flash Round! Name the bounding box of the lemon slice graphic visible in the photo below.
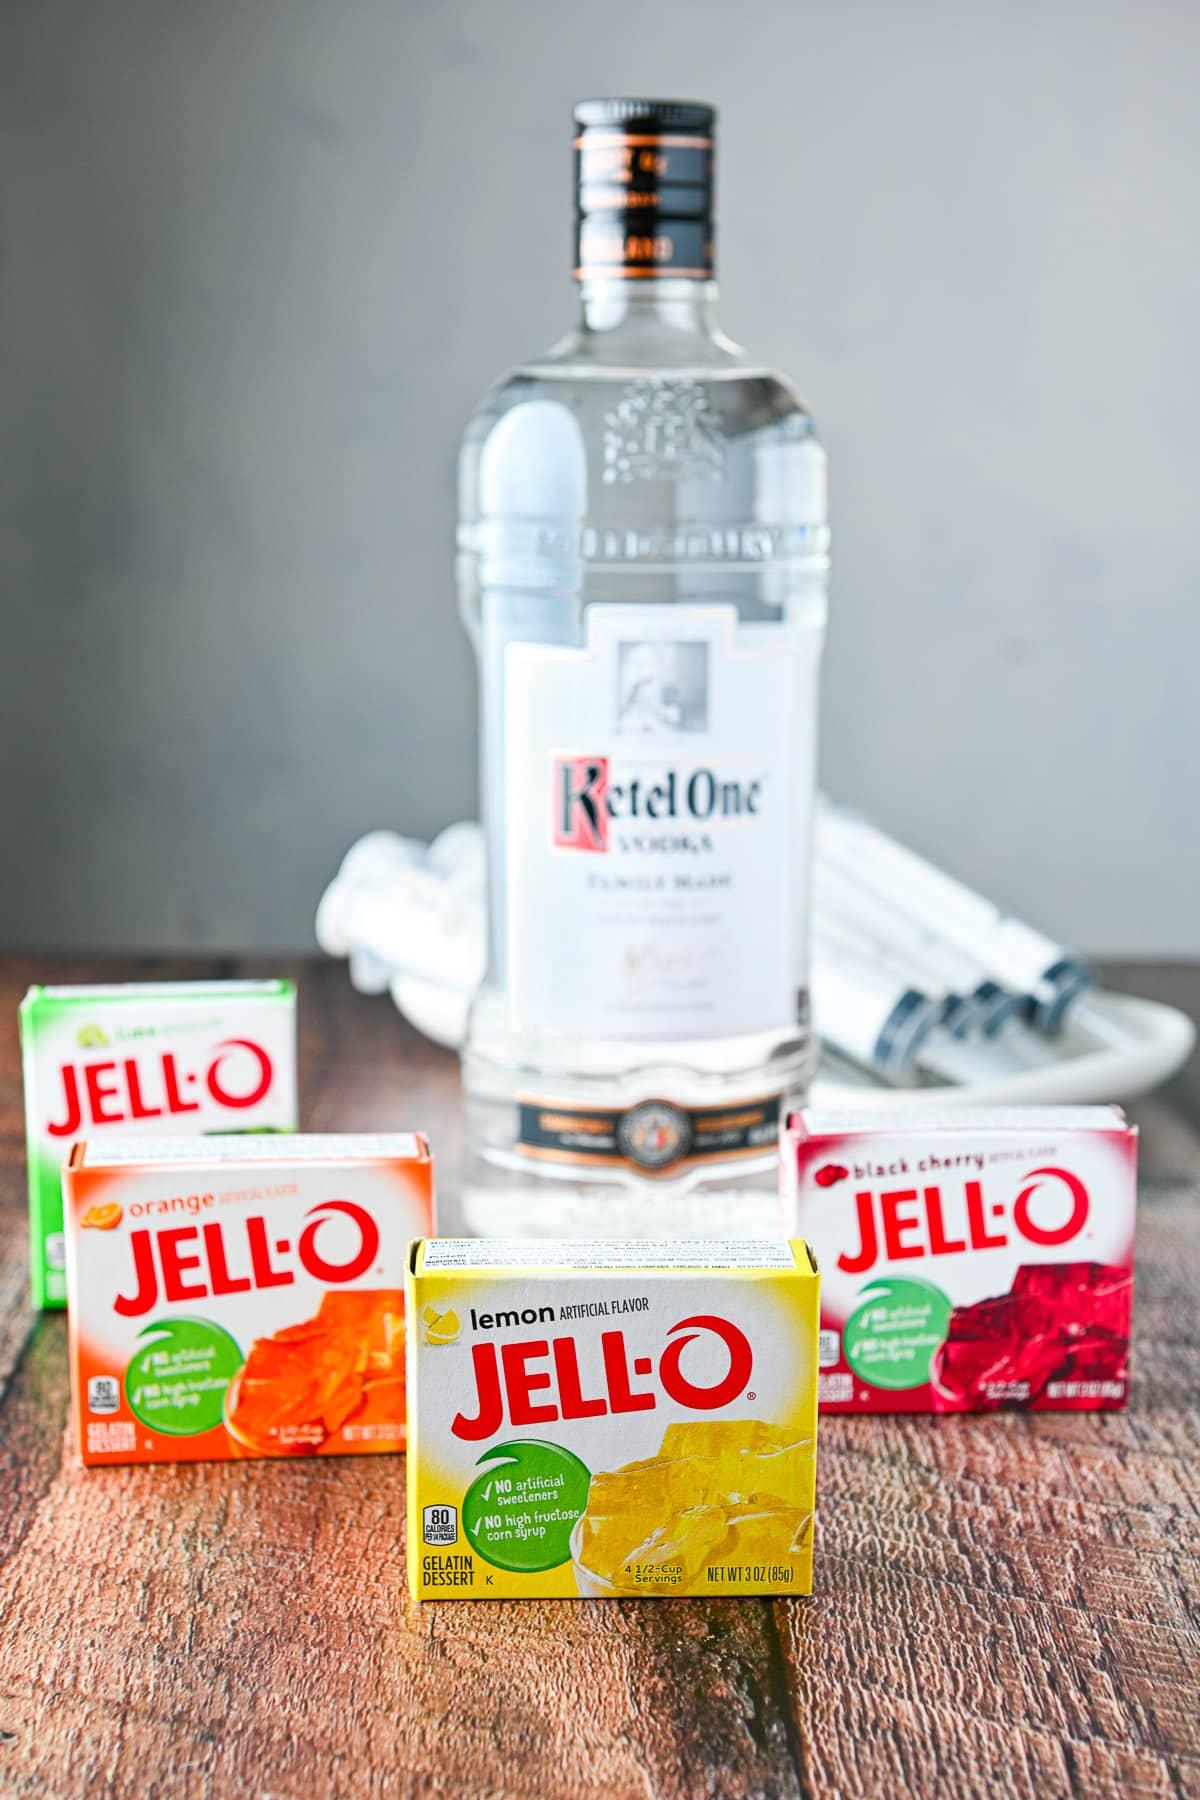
[422,1307,461,1346]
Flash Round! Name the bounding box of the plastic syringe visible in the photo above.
[810,930,938,1080]
[812,922,1034,1085]
[816,798,1092,1034]
[813,860,1023,1036]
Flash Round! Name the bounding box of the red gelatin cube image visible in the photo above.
[931,1262,1131,1409]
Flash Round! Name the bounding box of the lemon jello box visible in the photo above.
[20,979,297,1308]
[405,1238,819,1600]
[64,1132,433,1466]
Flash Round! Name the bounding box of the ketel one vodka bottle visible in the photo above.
[457,99,828,1236]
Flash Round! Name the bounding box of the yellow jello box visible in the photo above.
[405,1238,819,1600]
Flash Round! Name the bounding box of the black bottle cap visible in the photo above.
[573,97,716,282]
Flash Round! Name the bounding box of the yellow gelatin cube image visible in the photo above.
[585,1452,713,1519]
[573,1418,815,1596]
[581,1503,731,1590]
[724,1504,813,1566]
[707,1439,816,1507]
[658,1419,790,1459]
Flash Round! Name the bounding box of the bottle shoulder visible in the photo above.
[460,361,821,461]
[457,321,829,579]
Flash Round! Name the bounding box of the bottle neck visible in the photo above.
[577,276,720,338]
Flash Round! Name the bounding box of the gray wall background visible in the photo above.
[2,0,1197,954]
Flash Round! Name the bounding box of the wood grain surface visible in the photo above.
[0,957,1197,1800]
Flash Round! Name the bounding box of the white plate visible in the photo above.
[812,992,1195,1110]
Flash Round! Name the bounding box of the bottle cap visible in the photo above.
[573,98,715,282]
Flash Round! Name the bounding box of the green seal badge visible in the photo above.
[463,1439,592,1573]
[844,1278,953,1391]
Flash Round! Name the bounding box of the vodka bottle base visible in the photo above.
[454,1015,813,1239]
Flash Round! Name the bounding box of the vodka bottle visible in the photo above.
[456,99,828,1235]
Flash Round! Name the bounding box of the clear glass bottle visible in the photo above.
[456,99,828,1237]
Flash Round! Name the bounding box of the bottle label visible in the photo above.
[504,604,817,1041]
[515,1094,783,1177]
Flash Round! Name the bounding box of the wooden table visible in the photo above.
[1,957,1197,1800]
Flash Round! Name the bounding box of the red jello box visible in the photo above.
[783,1106,1138,1414]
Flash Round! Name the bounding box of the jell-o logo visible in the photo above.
[836,1166,1091,1274]
[46,1039,274,1137]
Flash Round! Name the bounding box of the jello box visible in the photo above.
[783,1106,1138,1414]
[406,1238,819,1600]
[64,1133,433,1466]
[20,980,297,1308]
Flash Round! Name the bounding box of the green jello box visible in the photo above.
[19,980,297,1308]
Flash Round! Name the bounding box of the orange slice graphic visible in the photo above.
[80,1202,123,1231]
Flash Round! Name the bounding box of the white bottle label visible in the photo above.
[504,604,817,1041]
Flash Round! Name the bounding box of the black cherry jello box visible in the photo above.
[783,1106,1137,1414]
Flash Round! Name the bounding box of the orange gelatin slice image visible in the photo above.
[224,1289,406,1456]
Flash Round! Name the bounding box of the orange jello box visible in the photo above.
[64,1132,433,1466]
